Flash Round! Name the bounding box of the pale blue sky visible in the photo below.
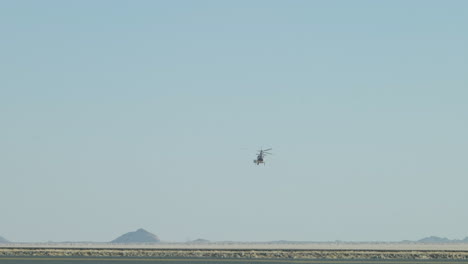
[1,1,467,243]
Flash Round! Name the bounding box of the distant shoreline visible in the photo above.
[3,242,468,250]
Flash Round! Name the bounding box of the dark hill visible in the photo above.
[190,238,210,243]
[111,228,160,243]
[418,236,454,243]
[0,236,10,243]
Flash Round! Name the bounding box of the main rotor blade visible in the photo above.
[263,148,272,151]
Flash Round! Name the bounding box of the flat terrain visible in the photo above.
[1,256,468,264]
[2,245,468,260]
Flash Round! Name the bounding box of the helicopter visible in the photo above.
[254,148,272,165]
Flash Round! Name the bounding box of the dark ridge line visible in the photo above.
[1,247,468,252]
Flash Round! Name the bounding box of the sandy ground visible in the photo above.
[2,244,468,260]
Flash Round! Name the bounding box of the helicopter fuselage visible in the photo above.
[254,152,265,165]
[254,158,264,165]
[253,148,271,165]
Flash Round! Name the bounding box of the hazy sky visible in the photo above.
[1,1,467,243]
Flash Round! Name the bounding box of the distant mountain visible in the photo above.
[190,238,210,243]
[111,228,160,243]
[418,236,458,243]
[0,236,10,243]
